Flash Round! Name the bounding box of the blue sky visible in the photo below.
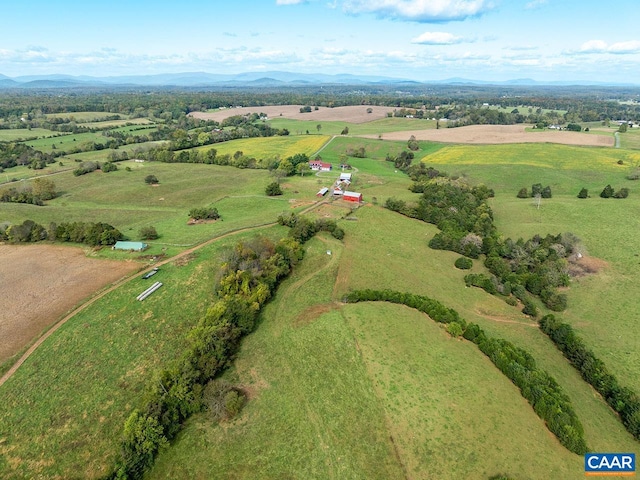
[1,0,638,82]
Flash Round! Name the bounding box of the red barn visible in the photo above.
[343,191,363,203]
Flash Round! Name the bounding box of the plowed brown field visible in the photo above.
[0,245,139,362]
[191,106,613,147]
[189,105,393,123]
[365,124,614,146]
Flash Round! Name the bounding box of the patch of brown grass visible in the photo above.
[568,255,609,277]
[293,303,339,327]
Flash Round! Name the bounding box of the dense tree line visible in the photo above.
[2,85,639,129]
[343,289,587,454]
[539,314,640,441]
[0,219,122,245]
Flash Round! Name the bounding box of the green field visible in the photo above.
[0,128,60,141]
[196,134,330,159]
[618,128,640,149]
[26,131,109,153]
[0,161,314,251]
[420,143,640,387]
[0,226,288,479]
[149,204,636,479]
[267,116,436,136]
[150,234,580,479]
[1,121,639,479]
[488,104,568,116]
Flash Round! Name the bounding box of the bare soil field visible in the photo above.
[189,105,393,124]
[0,244,139,362]
[191,107,613,147]
[362,124,614,146]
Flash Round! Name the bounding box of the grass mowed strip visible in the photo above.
[0,226,286,479]
[342,301,582,479]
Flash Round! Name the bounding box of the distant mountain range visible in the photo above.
[0,71,636,88]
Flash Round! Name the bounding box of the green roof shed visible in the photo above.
[113,241,148,251]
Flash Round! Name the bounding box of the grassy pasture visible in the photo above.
[618,128,640,150]
[420,143,640,388]
[488,105,568,116]
[334,206,638,451]
[149,207,631,479]
[0,226,287,479]
[267,116,436,136]
[62,140,168,163]
[0,163,73,184]
[0,128,60,141]
[26,131,109,153]
[2,129,639,480]
[0,161,302,250]
[196,134,330,159]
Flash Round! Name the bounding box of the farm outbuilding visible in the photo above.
[343,191,363,203]
[317,187,329,197]
[310,161,332,172]
[339,173,352,181]
[113,241,148,251]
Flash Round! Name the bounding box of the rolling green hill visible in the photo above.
[1,122,638,479]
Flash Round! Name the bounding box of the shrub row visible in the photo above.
[539,314,640,441]
[344,289,588,454]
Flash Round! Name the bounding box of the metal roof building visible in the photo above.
[113,241,148,251]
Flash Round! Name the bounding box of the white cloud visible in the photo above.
[276,0,306,4]
[573,40,640,55]
[342,0,492,22]
[412,31,465,44]
[525,0,547,9]
[608,41,640,54]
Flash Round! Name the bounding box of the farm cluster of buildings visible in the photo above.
[312,161,363,203]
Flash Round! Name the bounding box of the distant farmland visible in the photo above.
[1,105,638,479]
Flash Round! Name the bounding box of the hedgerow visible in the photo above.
[539,314,640,441]
[344,289,588,455]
